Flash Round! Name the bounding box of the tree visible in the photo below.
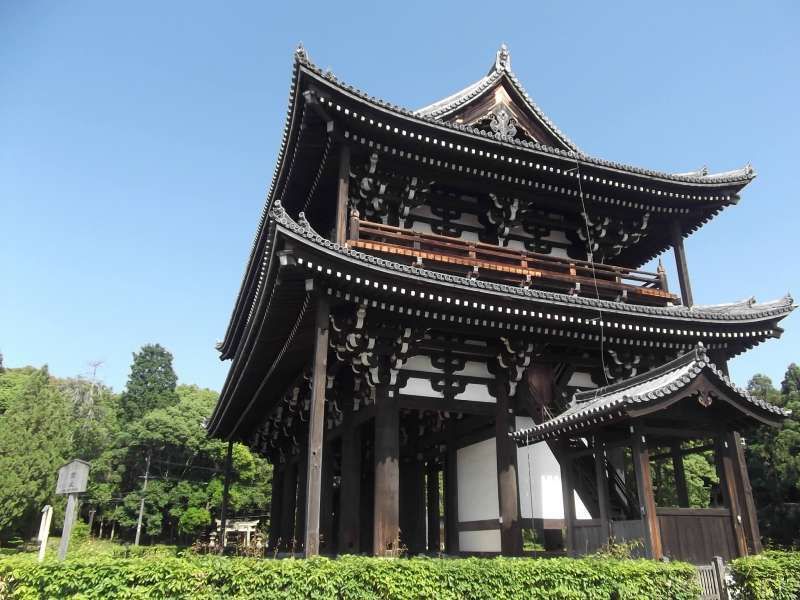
[118,344,179,424]
[745,368,800,547]
[0,367,74,539]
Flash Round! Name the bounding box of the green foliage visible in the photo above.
[0,554,701,600]
[651,446,719,508]
[730,551,800,600]
[178,507,211,536]
[0,367,74,539]
[745,367,800,546]
[118,344,179,424]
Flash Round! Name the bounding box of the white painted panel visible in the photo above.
[459,530,501,553]
[516,417,591,520]
[454,360,492,379]
[409,222,433,235]
[399,377,440,398]
[451,213,481,227]
[457,437,499,523]
[505,239,527,252]
[460,230,480,242]
[454,383,496,403]
[567,371,597,389]
[549,246,569,259]
[542,230,569,244]
[410,206,435,219]
[401,355,439,373]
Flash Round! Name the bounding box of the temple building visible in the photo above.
[207,44,793,563]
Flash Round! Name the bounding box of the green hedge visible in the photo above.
[730,551,800,600]
[0,554,700,600]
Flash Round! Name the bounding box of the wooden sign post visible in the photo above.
[37,505,53,562]
[55,459,90,561]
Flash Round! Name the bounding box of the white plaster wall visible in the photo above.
[399,377,440,398]
[457,437,499,523]
[567,371,597,389]
[459,530,501,553]
[454,383,495,403]
[401,355,439,373]
[516,417,591,520]
[454,360,493,378]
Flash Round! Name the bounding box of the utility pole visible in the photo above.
[134,451,151,546]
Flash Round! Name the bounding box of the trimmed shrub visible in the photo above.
[730,551,800,600]
[0,554,700,600]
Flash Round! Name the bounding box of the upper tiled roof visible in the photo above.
[512,343,790,444]
[296,44,756,186]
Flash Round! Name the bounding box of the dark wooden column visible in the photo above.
[716,434,749,557]
[280,461,298,551]
[426,462,441,553]
[670,220,693,307]
[295,443,308,552]
[219,439,233,551]
[373,385,400,556]
[631,426,662,559]
[268,465,285,551]
[444,422,459,555]
[338,420,362,554]
[319,440,335,553]
[558,444,576,556]
[304,294,331,556]
[495,380,523,555]
[594,439,611,544]
[729,431,762,553]
[401,455,426,555]
[335,144,351,245]
[671,444,690,508]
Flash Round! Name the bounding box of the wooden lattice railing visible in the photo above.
[347,218,678,306]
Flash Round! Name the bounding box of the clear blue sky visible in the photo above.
[2,1,798,392]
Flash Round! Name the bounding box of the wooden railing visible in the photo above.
[347,218,678,306]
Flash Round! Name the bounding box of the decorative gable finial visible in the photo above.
[295,42,308,63]
[495,43,511,72]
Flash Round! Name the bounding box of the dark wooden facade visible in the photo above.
[208,44,793,559]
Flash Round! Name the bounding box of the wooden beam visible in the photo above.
[671,445,690,508]
[671,220,693,307]
[426,462,441,553]
[373,385,400,556]
[631,426,662,559]
[335,144,351,246]
[444,421,459,555]
[319,439,335,553]
[729,431,762,553]
[304,296,331,556]
[717,435,749,557]
[495,380,523,556]
[338,419,362,554]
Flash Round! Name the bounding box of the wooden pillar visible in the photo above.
[671,444,690,508]
[335,144,351,245]
[558,444,577,556]
[426,462,441,553]
[716,434,749,557]
[444,422,459,555]
[730,431,762,553]
[631,426,662,559]
[495,380,523,555]
[338,421,362,554]
[671,220,693,307]
[295,443,308,551]
[304,294,330,556]
[373,385,400,556]
[219,439,233,551]
[319,440,335,553]
[280,461,298,551]
[401,456,426,555]
[268,465,285,551]
[594,439,611,544]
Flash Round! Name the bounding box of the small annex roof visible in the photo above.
[512,343,790,445]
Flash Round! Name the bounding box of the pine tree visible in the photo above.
[118,344,179,423]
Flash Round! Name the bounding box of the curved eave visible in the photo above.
[273,207,793,337]
[296,52,755,191]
